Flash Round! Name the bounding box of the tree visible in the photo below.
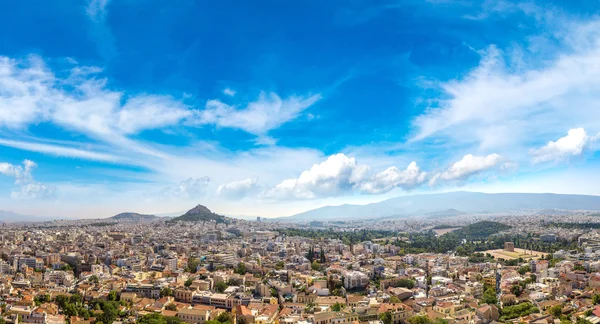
[576,318,593,324]
[215,281,228,293]
[275,261,285,270]
[593,294,600,305]
[89,275,99,284]
[216,312,231,323]
[331,302,344,312]
[161,287,174,297]
[186,257,200,273]
[311,261,321,271]
[389,296,401,303]
[482,288,497,305]
[107,290,118,302]
[380,311,392,324]
[64,303,78,317]
[70,294,83,305]
[184,278,194,287]
[234,262,246,275]
[165,303,178,311]
[549,305,562,318]
[138,313,185,324]
[408,315,433,324]
[518,265,531,275]
[320,246,326,263]
[511,284,523,297]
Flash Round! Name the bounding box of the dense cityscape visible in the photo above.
[3,205,600,324]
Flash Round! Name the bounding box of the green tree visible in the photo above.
[407,315,433,324]
[549,305,562,318]
[311,261,321,271]
[234,262,246,275]
[216,312,232,323]
[482,288,497,305]
[184,278,194,287]
[89,275,99,283]
[165,303,178,311]
[186,257,200,273]
[64,303,78,317]
[594,294,600,305]
[161,287,174,297]
[215,281,228,293]
[380,311,392,324]
[107,290,118,302]
[275,261,285,270]
[331,302,344,312]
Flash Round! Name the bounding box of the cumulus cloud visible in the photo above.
[264,153,369,200]
[530,128,597,163]
[429,153,503,185]
[217,177,260,200]
[160,177,210,199]
[197,92,322,138]
[0,160,56,199]
[359,162,428,194]
[264,154,428,199]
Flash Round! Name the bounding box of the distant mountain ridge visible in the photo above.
[109,212,158,222]
[169,205,227,223]
[272,191,600,223]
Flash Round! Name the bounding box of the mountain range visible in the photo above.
[272,191,600,222]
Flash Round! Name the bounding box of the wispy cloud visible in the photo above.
[85,0,116,59]
[196,92,322,141]
[0,138,121,162]
[429,153,503,185]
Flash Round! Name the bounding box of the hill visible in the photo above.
[169,205,227,223]
[272,191,600,223]
[445,221,511,240]
[109,212,158,222]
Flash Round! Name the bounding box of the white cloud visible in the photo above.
[530,128,596,163]
[159,177,211,200]
[411,18,600,154]
[217,177,260,200]
[264,154,429,199]
[197,92,321,137]
[430,153,503,185]
[264,153,369,200]
[359,162,427,194]
[0,138,121,162]
[11,182,56,200]
[0,160,56,200]
[223,88,236,96]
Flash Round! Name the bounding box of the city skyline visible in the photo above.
[1,0,600,218]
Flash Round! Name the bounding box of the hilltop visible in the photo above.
[169,205,227,223]
[109,212,158,222]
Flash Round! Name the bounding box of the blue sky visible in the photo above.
[1,0,600,218]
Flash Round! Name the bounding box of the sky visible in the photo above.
[1,0,600,219]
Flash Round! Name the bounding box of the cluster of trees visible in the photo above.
[499,303,539,321]
[137,313,185,324]
[280,228,398,246]
[186,257,201,273]
[406,315,448,324]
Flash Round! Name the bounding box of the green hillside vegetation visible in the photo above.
[169,205,227,224]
